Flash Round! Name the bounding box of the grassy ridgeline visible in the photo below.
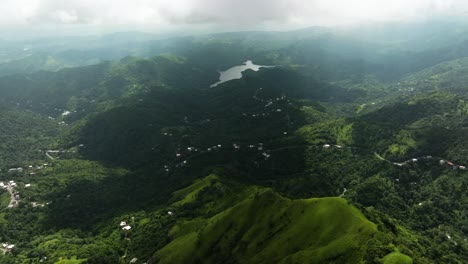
[156,176,376,263]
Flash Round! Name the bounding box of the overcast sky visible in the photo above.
[2,0,468,36]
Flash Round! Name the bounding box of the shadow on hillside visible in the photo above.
[41,162,200,230]
[42,66,362,229]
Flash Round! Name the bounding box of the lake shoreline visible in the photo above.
[210,60,274,88]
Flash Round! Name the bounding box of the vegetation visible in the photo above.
[157,182,377,264]
[1,26,468,263]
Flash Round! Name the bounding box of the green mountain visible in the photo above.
[1,24,468,263]
[5,21,468,80]
[156,176,377,264]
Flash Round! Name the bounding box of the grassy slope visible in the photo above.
[0,191,9,208]
[170,174,219,206]
[156,183,377,264]
[405,57,468,82]
[383,252,413,264]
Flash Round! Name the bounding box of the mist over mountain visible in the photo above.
[1,1,468,263]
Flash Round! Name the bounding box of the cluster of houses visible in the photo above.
[6,163,49,176]
[317,144,468,173]
[392,156,434,167]
[176,146,200,157]
[119,221,132,231]
[241,88,290,118]
[439,159,466,170]
[262,152,271,160]
[252,87,288,104]
[170,142,273,168]
[241,108,284,119]
[1,242,15,253]
[0,180,16,189]
[323,144,344,149]
[1,180,20,208]
[392,156,467,170]
[1,180,36,208]
[7,167,23,174]
[320,143,467,172]
[165,128,468,177]
[31,202,47,208]
[206,144,222,152]
[161,87,294,170]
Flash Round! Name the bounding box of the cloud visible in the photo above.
[2,0,468,30]
[161,0,293,24]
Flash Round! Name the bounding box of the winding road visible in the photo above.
[4,182,19,208]
[167,88,468,173]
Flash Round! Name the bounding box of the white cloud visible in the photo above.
[0,0,40,25]
[1,0,468,30]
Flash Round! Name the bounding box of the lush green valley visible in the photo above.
[0,23,468,264]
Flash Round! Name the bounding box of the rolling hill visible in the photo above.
[0,25,468,263]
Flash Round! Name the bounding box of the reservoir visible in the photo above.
[210,60,273,88]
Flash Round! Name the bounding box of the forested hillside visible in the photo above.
[0,23,468,263]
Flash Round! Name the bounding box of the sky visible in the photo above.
[2,0,468,36]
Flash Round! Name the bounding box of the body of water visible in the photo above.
[210,60,273,88]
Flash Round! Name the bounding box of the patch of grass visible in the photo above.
[156,188,377,263]
[383,252,413,264]
[154,232,199,264]
[54,256,87,264]
[0,191,10,208]
[170,174,219,206]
